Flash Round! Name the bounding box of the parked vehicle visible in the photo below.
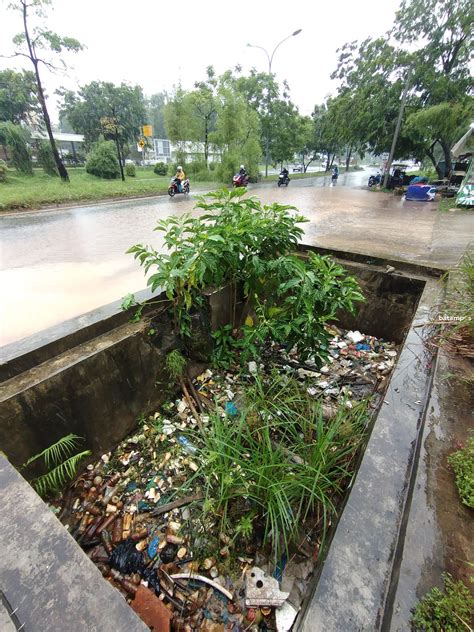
[168,176,190,197]
[385,164,414,189]
[292,164,303,172]
[368,172,382,187]
[278,171,290,187]
[232,173,249,187]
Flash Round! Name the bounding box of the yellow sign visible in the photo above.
[142,125,153,137]
[138,138,146,149]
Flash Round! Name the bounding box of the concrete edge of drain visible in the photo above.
[0,455,149,632]
[296,277,443,632]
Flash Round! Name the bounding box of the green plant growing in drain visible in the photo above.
[187,372,371,561]
[126,188,364,366]
[21,434,91,498]
[411,573,474,631]
[448,435,474,508]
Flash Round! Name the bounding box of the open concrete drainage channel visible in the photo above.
[0,249,444,632]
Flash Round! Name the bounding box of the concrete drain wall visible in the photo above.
[0,250,443,631]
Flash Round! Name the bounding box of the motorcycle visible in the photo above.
[331,171,339,184]
[233,173,249,187]
[168,177,190,197]
[278,172,290,187]
[368,172,382,187]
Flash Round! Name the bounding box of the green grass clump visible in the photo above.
[194,373,370,561]
[411,574,474,631]
[448,436,474,508]
[165,349,187,379]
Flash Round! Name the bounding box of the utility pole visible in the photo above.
[383,68,412,189]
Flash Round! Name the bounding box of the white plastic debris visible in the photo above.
[346,330,364,344]
[275,601,299,632]
[248,361,258,374]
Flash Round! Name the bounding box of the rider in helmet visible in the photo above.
[175,165,186,192]
[239,164,246,177]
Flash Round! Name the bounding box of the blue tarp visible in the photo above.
[405,184,436,201]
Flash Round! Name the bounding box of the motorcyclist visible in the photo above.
[332,165,339,179]
[280,166,289,179]
[175,166,186,192]
[239,164,247,178]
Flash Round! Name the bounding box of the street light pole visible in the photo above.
[247,29,302,176]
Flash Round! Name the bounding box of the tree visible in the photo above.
[0,121,33,174]
[190,66,218,168]
[7,0,83,182]
[0,68,39,124]
[60,81,146,180]
[146,92,168,138]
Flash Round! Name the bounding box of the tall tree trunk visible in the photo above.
[22,1,69,182]
[426,142,444,179]
[204,124,209,169]
[440,138,453,178]
[115,134,125,181]
[325,152,331,171]
[345,146,352,172]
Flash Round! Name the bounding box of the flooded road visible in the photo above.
[1,167,473,347]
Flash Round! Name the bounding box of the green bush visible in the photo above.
[125,163,136,177]
[0,159,8,182]
[448,436,474,508]
[154,162,168,176]
[0,122,33,175]
[37,141,58,176]
[411,574,474,631]
[85,141,120,179]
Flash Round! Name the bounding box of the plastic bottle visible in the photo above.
[177,435,198,456]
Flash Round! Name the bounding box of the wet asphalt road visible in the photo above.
[1,167,473,347]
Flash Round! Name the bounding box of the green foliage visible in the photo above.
[0,159,8,182]
[0,68,39,124]
[154,161,168,176]
[125,163,136,177]
[86,140,121,179]
[165,349,187,379]
[59,81,145,151]
[448,436,474,508]
[411,574,474,631]
[37,140,58,176]
[194,373,370,560]
[211,325,237,368]
[128,189,364,365]
[0,122,33,175]
[21,434,91,498]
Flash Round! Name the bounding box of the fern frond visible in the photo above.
[32,450,91,497]
[22,433,82,470]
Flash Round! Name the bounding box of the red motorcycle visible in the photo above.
[232,173,249,187]
[168,177,190,197]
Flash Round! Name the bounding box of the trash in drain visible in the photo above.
[54,325,398,630]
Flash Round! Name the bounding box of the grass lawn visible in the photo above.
[0,167,216,211]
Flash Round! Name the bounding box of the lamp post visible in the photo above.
[247,29,302,176]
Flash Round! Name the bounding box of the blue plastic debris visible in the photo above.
[225,401,238,416]
[355,343,371,351]
[274,552,288,582]
[177,435,198,455]
[148,535,160,559]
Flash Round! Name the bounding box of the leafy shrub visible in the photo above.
[128,189,364,366]
[125,163,136,177]
[154,161,167,176]
[37,140,58,176]
[0,122,33,175]
[411,574,474,631]
[0,159,8,182]
[448,436,473,507]
[86,140,120,179]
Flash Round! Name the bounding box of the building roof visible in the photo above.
[31,131,85,143]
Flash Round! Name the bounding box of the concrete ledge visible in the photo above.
[297,278,442,632]
[0,455,148,632]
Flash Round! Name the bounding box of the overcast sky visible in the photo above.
[1,0,402,121]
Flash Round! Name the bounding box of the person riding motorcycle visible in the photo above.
[332,165,339,179]
[175,166,186,192]
[280,167,289,178]
[239,164,247,178]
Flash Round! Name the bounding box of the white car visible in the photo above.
[292,164,303,172]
